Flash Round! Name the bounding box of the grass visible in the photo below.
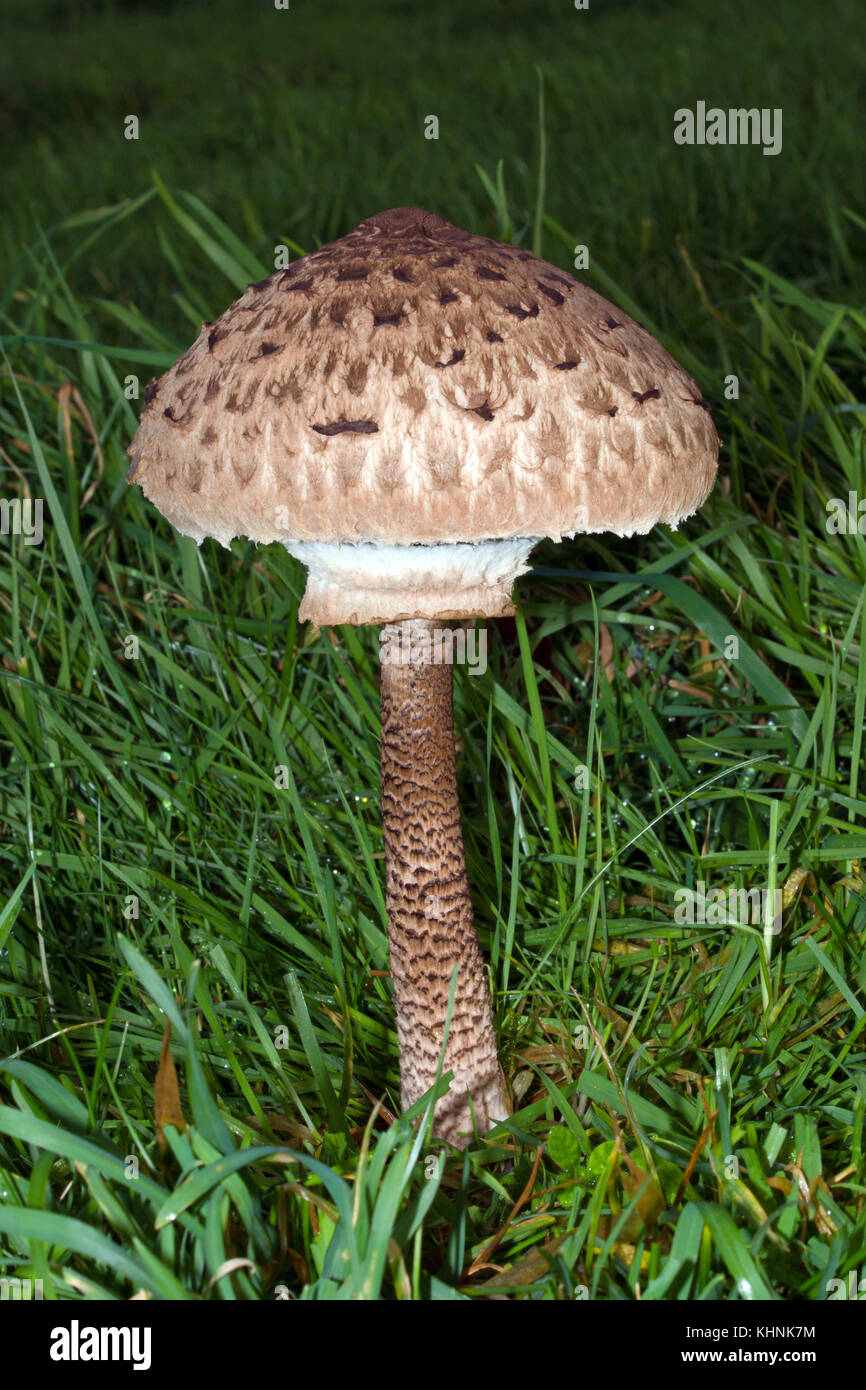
[1,0,865,1302]
[3,0,865,335]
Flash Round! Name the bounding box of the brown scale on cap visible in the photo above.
[126,205,720,554]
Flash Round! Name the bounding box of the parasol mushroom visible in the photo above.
[127,206,719,1144]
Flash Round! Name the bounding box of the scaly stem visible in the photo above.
[379,619,506,1144]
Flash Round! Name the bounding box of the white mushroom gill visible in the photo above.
[284,536,539,591]
[284,537,540,626]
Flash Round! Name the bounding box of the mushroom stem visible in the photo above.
[379,619,507,1144]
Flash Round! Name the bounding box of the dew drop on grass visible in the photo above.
[161,751,172,763]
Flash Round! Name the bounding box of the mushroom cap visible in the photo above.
[127,206,719,621]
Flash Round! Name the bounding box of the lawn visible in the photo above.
[0,0,865,1303]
